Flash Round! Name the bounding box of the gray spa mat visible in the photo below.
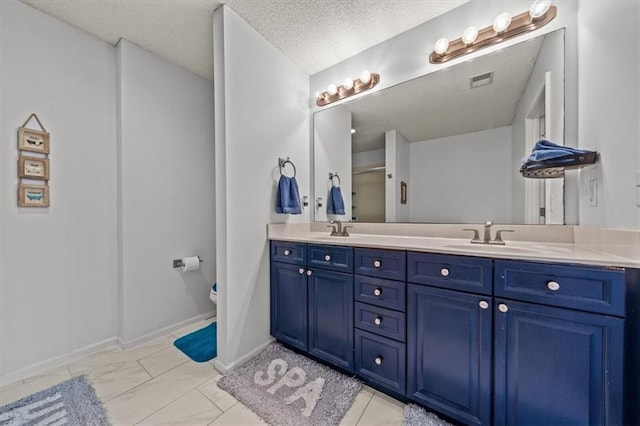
[403,403,454,426]
[218,342,361,426]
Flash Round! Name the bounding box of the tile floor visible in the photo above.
[0,317,406,425]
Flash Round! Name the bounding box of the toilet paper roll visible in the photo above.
[181,256,200,272]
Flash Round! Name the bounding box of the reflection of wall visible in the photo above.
[385,130,410,222]
[577,0,640,230]
[314,105,351,222]
[409,126,513,223]
[353,171,385,222]
[353,149,384,169]
[511,29,566,224]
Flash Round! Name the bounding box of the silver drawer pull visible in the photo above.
[479,301,489,310]
[547,281,560,291]
[374,317,383,326]
[298,268,305,274]
[498,303,509,313]
[373,260,381,268]
[374,356,383,366]
[284,249,291,256]
[440,267,450,277]
[373,288,383,297]
[306,270,312,276]
[324,254,332,262]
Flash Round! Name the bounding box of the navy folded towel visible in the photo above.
[327,186,345,215]
[523,140,591,164]
[276,175,302,214]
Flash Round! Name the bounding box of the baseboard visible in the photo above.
[0,337,118,389]
[118,311,216,350]
[213,337,275,374]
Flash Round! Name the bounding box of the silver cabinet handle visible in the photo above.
[547,281,560,291]
[284,249,291,256]
[373,260,381,268]
[374,317,383,326]
[440,267,450,277]
[306,270,312,276]
[324,254,331,262]
[498,303,509,313]
[298,268,305,274]
[374,356,383,366]
[373,288,382,297]
[479,301,489,309]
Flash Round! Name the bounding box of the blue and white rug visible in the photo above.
[0,376,109,425]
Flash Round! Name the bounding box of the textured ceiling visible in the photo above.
[347,35,545,153]
[19,0,469,81]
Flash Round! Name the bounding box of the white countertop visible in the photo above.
[267,226,640,269]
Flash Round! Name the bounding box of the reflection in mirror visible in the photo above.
[313,29,565,224]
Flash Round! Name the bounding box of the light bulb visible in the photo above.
[343,78,354,91]
[359,70,372,84]
[327,84,338,96]
[433,37,449,55]
[529,0,551,19]
[461,26,479,45]
[493,12,512,33]
[350,128,356,134]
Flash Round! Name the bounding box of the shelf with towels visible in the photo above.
[520,151,598,179]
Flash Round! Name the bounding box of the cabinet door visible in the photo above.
[494,299,624,426]
[407,284,492,426]
[270,262,308,351]
[308,269,354,372]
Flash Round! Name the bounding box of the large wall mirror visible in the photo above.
[313,29,566,225]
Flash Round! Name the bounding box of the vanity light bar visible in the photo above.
[429,4,557,64]
[316,71,380,107]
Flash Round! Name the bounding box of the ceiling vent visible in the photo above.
[470,71,494,89]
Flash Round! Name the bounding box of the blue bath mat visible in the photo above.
[174,321,217,362]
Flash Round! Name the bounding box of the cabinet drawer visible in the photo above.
[355,329,406,396]
[495,260,626,316]
[408,252,492,296]
[308,244,353,273]
[270,241,306,265]
[355,302,406,342]
[355,248,406,281]
[355,275,406,311]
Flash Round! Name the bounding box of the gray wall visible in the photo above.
[0,0,118,379]
[213,6,310,373]
[409,126,513,223]
[117,40,216,345]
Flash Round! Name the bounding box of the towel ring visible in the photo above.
[329,172,341,187]
[279,157,296,177]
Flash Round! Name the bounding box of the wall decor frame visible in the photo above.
[18,184,50,207]
[18,113,50,154]
[19,155,50,180]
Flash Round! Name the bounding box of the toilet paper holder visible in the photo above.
[173,256,203,268]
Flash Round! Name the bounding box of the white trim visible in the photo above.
[213,337,275,375]
[0,337,118,389]
[118,311,216,350]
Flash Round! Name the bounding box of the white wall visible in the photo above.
[314,105,352,222]
[117,40,216,345]
[0,0,118,380]
[385,130,409,222]
[409,126,513,223]
[577,0,640,230]
[213,6,310,372]
[511,29,567,224]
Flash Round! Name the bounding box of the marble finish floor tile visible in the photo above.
[136,389,223,425]
[209,402,267,425]
[138,346,190,378]
[72,359,152,402]
[197,374,237,412]
[356,392,405,426]
[105,360,217,425]
[340,386,375,426]
[0,367,71,406]
[172,317,216,339]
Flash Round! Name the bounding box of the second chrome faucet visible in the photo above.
[463,221,514,245]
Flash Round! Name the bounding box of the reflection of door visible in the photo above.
[352,168,385,222]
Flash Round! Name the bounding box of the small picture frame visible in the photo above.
[400,181,407,204]
[18,127,50,154]
[19,155,50,180]
[18,184,50,207]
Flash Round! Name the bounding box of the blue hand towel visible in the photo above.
[523,140,590,164]
[327,186,345,215]
[276,175,302,214]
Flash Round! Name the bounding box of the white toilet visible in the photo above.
[209,283,217,304]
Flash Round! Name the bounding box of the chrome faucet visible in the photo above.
[327,220,352,237]
[463,221,514,245]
